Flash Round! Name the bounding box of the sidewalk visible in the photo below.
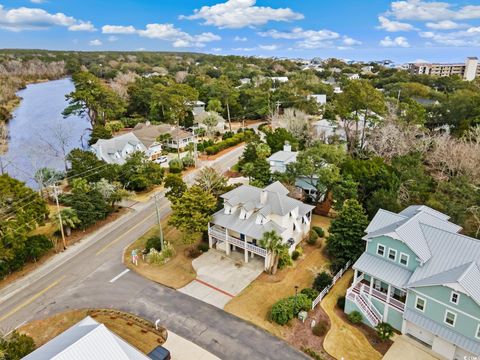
[164,331,221,360]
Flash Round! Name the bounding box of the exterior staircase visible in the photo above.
[346,285,382,327]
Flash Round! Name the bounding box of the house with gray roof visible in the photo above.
[267,143,297,173]
[208,181,314,270]
[23,316,150,360]
[91,132,147,165]
[345,205,480,359]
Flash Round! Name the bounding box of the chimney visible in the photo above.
[283,141,291,152]
[145,120,151,127]
[260,190,268,205]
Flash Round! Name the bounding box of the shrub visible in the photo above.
[313,271,332,291]
[336,296,346,310]
[270,294,312,325]
[347,311,363,324]
[186,246,202,258]
[312,226,325,238]
[197,243,209,252]
[302,348,323,360]
[168,158,184,173]
[105,121,123,133]
[307,230,318,245]
[147,243,175,265]
[120,117,143,128]
[376,322,394,341]
[291,250,300,261]
[312,321,329,337]
[146,236,163,252]
[222,131,234,140]
[25,234,53,261]
[278,247,292,269]
[205,132,245,155]
[182,155,195,168]
[300,288,319,300]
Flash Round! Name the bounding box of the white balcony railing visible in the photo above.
[208,226,268,257]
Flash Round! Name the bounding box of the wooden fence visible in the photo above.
[311,260,352,310]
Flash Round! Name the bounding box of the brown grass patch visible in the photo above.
[19,309,166,354]
[124,219,199,289]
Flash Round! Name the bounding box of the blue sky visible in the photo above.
[0,0,480,62]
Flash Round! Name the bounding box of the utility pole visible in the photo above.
[154,193,164,251]
[52,183,67,251]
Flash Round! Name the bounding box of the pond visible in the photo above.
[1,78,90,188]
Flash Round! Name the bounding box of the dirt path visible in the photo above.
[321,270,382,360]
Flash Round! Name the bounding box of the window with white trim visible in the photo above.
[444,310,456,327]
[415,296,426,312]
[450,291,459,305]
[388,248,397,261]
[377,244,385,257]
[400,253,409,266]
[476,324,480,339]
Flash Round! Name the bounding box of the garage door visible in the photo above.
[454,346,475,360]
[406,321,434,347]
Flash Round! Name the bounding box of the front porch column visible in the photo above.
[208,222,213,248]
[244,236,248,263]
[225,227,230,255]
[369,276,374,303]
[354,269,359,281]
[383,284,392,321]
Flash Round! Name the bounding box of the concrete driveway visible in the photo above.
[179,249,263,308]
[383,335,440,360]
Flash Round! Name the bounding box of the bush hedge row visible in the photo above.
[205,132,246,155]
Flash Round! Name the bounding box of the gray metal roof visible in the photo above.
[23,316,149,360]
[404,309,480,355]
[91,132,146,165]
[406,225,480,305]
[267,150,297,164]
[353,252,413,288]
[365,206,462,263]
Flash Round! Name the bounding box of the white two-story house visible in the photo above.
[267,143,297,174]
[208,182,314,271]
[91,132,147,165]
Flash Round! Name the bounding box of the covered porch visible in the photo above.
[208,224,271,271]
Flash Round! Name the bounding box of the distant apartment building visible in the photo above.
[408,57,479,81]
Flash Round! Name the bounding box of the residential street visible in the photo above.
[0,144,308,360]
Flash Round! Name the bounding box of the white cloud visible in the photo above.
[0,4,93,32]
[138,23,221,47]
[102,25,136,34]
[379,36,410,47]
[377,15,415,32]
[211,47,222,52]
[180,0,303,29]
[258,44,278,51]
[234,36,247,41]
[419,27,480,46]
[388,0,480,21]
[89,39,102,46]
[68,21,96,32]
[100,23,220,48]
[425,20,465,30]
[258,27,360,49]
[107,35,118,42]
[232,47,255,51]
[30,0,46,3]
[343,36,362,46]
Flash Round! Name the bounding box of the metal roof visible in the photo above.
[91,132,147,165]
[267,150,297,164]
[404,309,480,355]
[353,252,413,288]
[23,316,149,360]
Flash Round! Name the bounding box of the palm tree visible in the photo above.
[55,208,81,237]
[259,230,286,275]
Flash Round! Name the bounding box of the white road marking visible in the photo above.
[109,269,130,283]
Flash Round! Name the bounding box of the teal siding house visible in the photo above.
[344,205,480,359]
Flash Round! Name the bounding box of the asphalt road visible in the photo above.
[0,144,308,360]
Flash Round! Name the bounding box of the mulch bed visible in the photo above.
[285,304,335,360]
[333,306,393,355]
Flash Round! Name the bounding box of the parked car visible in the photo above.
[154,156,168,164]
[148,345,171,360]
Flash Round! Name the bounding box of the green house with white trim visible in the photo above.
[345,205,480,359]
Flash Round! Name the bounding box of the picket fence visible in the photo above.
[311,260,352,310]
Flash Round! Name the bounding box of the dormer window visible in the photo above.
[450,291,459,305]
[388,248,397,261]
[377,244,385,257]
